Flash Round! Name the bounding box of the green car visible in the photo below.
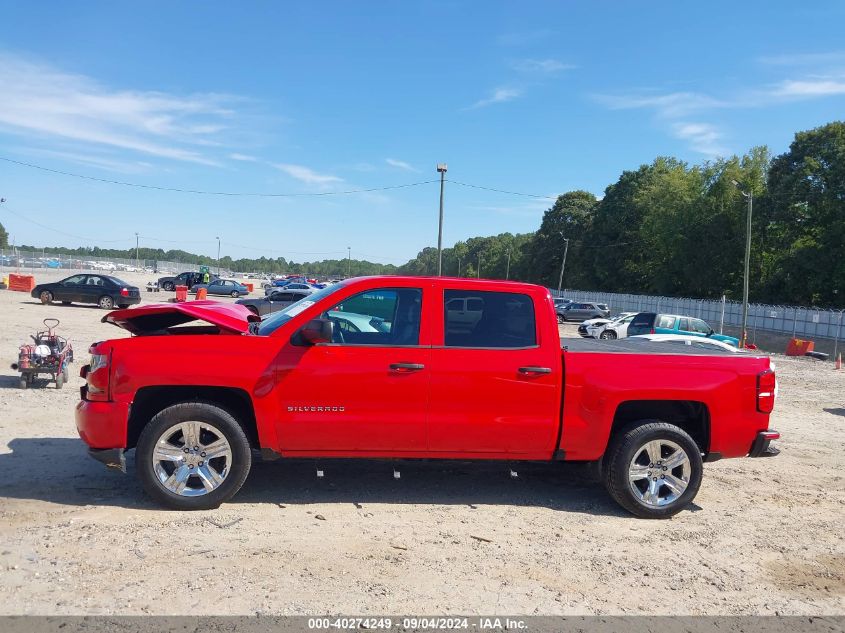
[626,313,739,347]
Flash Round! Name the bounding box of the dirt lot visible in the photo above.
[0,270,843,615]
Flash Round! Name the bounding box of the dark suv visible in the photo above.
[556,301,610,323]
[157,271,214,291]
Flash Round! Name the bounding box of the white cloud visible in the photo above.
[0,52,239,165]
[273,163,343,186]
[18,147,154,173]
[510,58,575,74]
[770,78,845,97]
[671,122,728,157]
[229,153,257,161]
[385,158,419,172]
[593,91,726,117]
[467,87,523,109]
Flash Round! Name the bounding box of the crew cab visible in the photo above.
[76,277,779,518]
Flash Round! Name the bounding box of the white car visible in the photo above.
[585,312,638,339]
[627,334,745,352]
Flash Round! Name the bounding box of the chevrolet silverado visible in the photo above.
[76,277,779,518]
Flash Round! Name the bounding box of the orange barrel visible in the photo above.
[195,287,208,300]
[175,285,188,302]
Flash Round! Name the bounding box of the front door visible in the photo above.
[428,289,561,456]
[276,286,430,453]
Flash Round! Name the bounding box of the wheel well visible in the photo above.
[127,386,259,449]
[611,400,710,453]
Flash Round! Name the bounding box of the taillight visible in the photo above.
[120,287,129,297]
[86,350,111,401]
[650,328,655,334]
[757,369,776,413]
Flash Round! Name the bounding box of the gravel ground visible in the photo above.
[0,271,843,615]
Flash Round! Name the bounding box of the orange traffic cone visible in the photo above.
[836,353,842,370]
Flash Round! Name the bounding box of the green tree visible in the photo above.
[0,222,8,249]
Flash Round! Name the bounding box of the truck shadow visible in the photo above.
[0,438,629,517]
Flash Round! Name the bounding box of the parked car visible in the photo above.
[557,301,610,323]
[77,277,779,518]
[586,312,638,339]
[158,271,213,291]
[264,281,314,296]
[628,334,746,353]
[31,274,141,309]
[553,297,572,310]
[236,288,313,316]
[190,279,250,298]
[626,313,740,346]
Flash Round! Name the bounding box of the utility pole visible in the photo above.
[732,180,753,348]
[135,232,139,270]
[477,253,481,279]
[457,257,462,277]
[436,164,448,276]
[556,235,570,293]
[505,248,511,280]
[347,246,351,278]
[216,236,221,276]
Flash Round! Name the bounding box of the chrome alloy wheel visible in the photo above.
[627,439,691,507]
[152,421,232,497]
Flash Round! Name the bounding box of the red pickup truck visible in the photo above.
[76,276,779,518]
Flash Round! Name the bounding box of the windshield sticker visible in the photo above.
[285,300,315,317]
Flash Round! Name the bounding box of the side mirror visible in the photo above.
[299,318,333,345]
[708,329,715,336]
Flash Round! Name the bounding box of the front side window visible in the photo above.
[63,275,86,286]
[444,290,536,348]
[324,288,422,346]
[690,318,711,334]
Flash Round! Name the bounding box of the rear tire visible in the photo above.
[603,420,703,519]
[163,282,175,291]
[136,402,252,510]
[19,377,27,389]
[55,373,64,389]
[98,295,114,310]
[40,290,53,305]
[231,290,239,298]
[556,314,564,324]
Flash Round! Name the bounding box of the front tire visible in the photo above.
[98,295,114,310]
[136,402,252,510]
[40,290,53,305]
[231,290,239,298]
[163,282,175,291]
[556,314,564,324]
[600,330,617,340]
[603,420,703,519]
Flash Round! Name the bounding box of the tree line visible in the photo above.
[398,121,845,308]
[4,121,842,306]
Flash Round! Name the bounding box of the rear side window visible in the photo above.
[444,290,536,348]
[656,315,678,329]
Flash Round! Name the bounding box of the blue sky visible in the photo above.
[1,1,844,264]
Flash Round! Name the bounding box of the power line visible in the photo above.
[0,157,438,197]
[447,179,559,199]
[0,203,131,244]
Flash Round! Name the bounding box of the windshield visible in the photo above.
[255,282,347,336]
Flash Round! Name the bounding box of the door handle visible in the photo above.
[390,363,425,372]
[518,366,552,375]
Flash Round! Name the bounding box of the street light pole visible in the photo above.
[135,232,139,270]
[505,248,511,280]
[732,180,753,348]
[216,236,221,276]
[457,257,462,277]
[436,164,448,276]
[477,253,481,279]
[556,236,570,293]
[347,246,351,278]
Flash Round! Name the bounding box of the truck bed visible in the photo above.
[561,337,759,356]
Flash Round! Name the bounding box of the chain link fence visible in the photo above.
[0,249,205,275]
[552,287,845,347]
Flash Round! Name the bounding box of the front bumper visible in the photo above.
[75,398,130,449]
[577,325,590,337]
[749,430,780,458]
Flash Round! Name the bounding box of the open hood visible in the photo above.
[102,300,260,335]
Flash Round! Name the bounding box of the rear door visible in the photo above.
[654,314,678,334]
[627,312,655,336]
[427,288,560,456]
[77,275,107,304]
